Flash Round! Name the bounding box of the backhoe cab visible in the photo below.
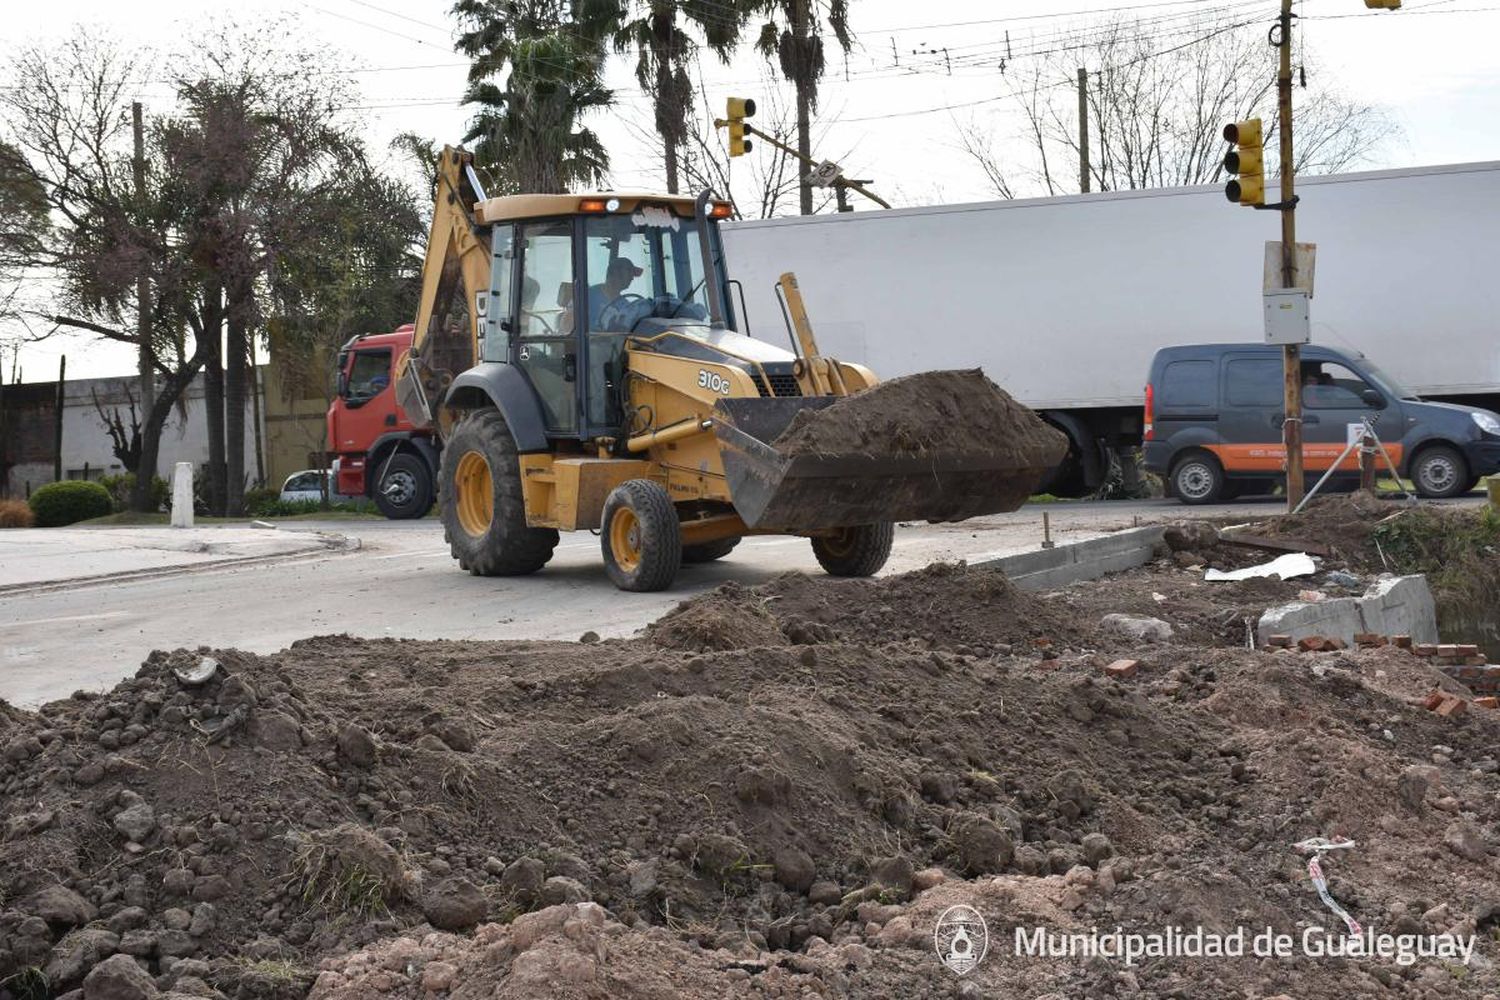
[397,147,1048,591]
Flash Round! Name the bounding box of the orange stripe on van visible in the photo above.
[1205,443,1404,474]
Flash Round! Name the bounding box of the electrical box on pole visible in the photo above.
[1263,288,1311,344]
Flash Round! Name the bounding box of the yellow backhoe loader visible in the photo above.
[396,147,1061,592]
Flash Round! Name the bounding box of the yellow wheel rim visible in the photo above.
[610,507,642,572]
[454,451,493,537]
[821,528,857,557]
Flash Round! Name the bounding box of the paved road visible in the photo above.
[0,493,1480,707]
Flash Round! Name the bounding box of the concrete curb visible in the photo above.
[0,532,360,598]
[971,526,1164,591]
[1255,575,1438,646]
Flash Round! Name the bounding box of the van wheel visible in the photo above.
[1411,444,1469,499]
[1170,452,1225,505]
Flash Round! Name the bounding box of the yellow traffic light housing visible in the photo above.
[726,97,756,157]
[1364,0,1400,9]
[1223,118,1265,207]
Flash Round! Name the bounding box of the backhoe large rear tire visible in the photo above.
[812,523,893,578]
[681,536,741,564]
[601,479,681,592]
[439,408,557,576]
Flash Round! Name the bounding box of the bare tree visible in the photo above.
[959,17,1399,197]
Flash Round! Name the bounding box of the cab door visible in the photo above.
[1298,359,1406,470]
[515,220,579,435]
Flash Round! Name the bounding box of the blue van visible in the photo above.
[1143,344,1500,503]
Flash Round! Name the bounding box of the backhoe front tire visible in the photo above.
[439,408,557,576]
[812,523,893,578]
[681,536,741,564]
[601,480,681,592]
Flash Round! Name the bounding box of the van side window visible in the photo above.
[1302,362,1377,409]
[1225,359,1282,406]
[1161,360,1215,408]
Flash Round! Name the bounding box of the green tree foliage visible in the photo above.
[452,0,619,192]
[752,0,852,214]
[613,0,757,194]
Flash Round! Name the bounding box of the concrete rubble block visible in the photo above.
[1255,575,1437,648]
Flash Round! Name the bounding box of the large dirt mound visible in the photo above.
[2,562,1499,998]
[772,368,1068,465]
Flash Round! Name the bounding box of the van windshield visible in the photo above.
[1359,361,1418,401]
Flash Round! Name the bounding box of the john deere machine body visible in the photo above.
[397,147,1055,591]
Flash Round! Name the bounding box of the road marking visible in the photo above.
[0,610,131,630]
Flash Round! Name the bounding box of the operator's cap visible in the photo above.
[609,257,643,279]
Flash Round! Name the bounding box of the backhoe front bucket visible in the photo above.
[711,371,1068,531]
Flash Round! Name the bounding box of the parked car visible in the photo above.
[278,469,360,505]
[1143,344,1500,504]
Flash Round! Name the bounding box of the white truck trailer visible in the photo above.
[720,161,1500,495]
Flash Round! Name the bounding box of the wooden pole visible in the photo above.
[133,101,156,482]
[53,355,66,482]
[1277,0,1303,510]
[1077,68,1091,193]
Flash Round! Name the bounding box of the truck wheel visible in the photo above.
[373,451,434,519]
[812,523,893,577]
[1169,451,1225,505]
[601,480,681,592]
[682,536,741,564]
[1411,444,1469,499]
[439,408,558,575]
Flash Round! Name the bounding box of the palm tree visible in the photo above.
[453,0,618,193]
[614,0,756,194]
[753,0,852,214]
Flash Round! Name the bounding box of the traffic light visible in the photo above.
[726,97,756,157]
[1222,118,1264,207]
[1364,0,1400,8]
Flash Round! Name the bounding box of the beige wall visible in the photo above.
[259,361,331,490]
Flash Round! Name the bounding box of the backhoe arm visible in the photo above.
[396,146,493,430]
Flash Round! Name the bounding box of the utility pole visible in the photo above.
[793,0,813,215]
[1275,0,1303,510]
[53,355,66,482]
[1077,68,1091,193]
[132,101,156,505]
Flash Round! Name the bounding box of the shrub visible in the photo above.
[0,499,36,528]
[98,472,170,513]
[242,486,283,516]
[248,498,325,517]
[28,480,114,527]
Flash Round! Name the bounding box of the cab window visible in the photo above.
[1302,362,1378,409]
[346,349,391,402]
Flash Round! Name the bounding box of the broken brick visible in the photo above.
[1298,637,1329,652]
[1392,635,1413,649]
[1353,633,1383,646]
[1104,659,1139,679]
[1268,635,1293,648]
[1325,637,1347,651]
[1464,655,1488,667]
[1455,644,1480,657]
[1475,697,1499,710]
[1438,644,1460,657]
[1414,644,1437,657]
[1435,697,1467,718]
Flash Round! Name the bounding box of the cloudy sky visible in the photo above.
[4,0,1498,380]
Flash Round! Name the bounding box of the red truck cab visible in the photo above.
[327,324,438,518]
